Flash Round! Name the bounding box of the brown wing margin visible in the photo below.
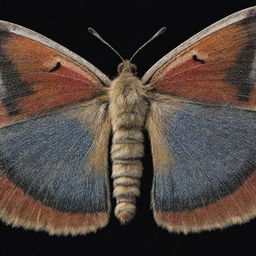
[147,97,256,233]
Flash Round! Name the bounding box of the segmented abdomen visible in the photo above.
[111,128,144,224]
[109,72,149,224]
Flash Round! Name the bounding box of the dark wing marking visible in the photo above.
[0,21,110,128]
[144,7,256,111]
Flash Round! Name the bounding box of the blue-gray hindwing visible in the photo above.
[0,110,109,213]
[153,103,256,212]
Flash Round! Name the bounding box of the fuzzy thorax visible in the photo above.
[109,71,149,224]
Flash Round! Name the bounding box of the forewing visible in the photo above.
[147,97,256,233]
[143,7,256,110]
[0,20,110,128]
[0,99,111,235]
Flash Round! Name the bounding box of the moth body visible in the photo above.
[109,62,149,224]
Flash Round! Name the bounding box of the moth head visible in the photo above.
[88,27,166,76]
[117,60,137,74]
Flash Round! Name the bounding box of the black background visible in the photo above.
[0,0,255,256]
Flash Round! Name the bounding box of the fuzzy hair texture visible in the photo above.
[109,71,149,224]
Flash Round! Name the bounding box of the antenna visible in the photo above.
[129,27,167,61]
[88,27,124,62]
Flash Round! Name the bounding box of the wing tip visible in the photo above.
[245,6,256,18]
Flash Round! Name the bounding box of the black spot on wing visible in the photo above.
[0,31,33,115]
[49,61,61,72]
[192,54,205,64]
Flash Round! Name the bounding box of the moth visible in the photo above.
[0,6,256,236]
